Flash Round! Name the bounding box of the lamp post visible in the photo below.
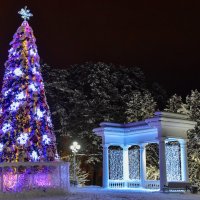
[70,141,81,186]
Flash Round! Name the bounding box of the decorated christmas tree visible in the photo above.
[0,7,57,162]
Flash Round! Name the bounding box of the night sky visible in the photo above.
[0,1,200,96]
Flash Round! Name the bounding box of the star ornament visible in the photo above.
[18,6,33,21]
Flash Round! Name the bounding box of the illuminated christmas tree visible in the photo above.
[0,7,57,162]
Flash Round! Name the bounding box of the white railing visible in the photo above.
[109,179,159,189]
[109,180,141,189]
[127,180,141,188]
[0,161,70,192]
[109,180,125,188]
[145,180,160,189]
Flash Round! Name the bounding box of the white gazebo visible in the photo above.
[93,112,196,191]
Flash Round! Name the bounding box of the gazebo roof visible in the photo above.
[93,112,196,146]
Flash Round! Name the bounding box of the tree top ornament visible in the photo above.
[18,6,33,21]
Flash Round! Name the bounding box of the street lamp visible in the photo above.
[70,141,81,186]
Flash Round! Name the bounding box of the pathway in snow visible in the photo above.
[66,187,200,200]
[1,187,200,200]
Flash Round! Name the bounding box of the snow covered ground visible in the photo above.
[1,186,200,200]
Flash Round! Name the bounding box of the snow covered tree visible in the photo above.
[185,90,200,121]
[150,82,167,110]
[69,158,89,186]
[185,90,200,187]
[42,62,155,184]
[125,90,156,122]
[42,62,148,155]
[165,94,183,113]
[0,8,57,162]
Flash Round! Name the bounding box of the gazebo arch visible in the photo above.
[93,112,196,191]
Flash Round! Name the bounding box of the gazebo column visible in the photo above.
[179,139,189,181]
[159,138,167,191]
[122,145,130,187]
[103,144,110,188]
[140,144,147,188]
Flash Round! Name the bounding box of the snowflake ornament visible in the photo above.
[16,91,26,100]
[29,49,37,56]
[2,123,12,133]
[31,150,39,161]
[3,88,11,97]
[17,133,29,145]
[18,6,33,21]
[42,135,51,145]
[32,67,37,74]
[14,68,23,76]
[47,116,53,127]
[9,101,20,111]
[29,83,37,91]
[0,143,3,152]
[36,108,44,119]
